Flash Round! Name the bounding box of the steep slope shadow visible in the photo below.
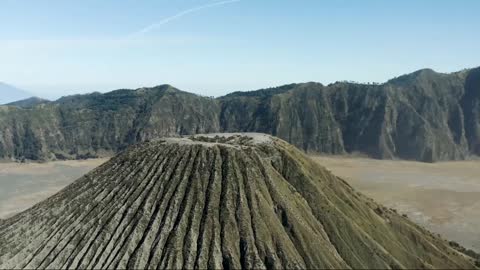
[462,68,480,155]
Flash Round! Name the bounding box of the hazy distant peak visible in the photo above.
[0,82,33,105]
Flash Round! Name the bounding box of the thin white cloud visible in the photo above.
[128,0,241,38]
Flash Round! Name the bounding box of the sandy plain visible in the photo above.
[1,155,478,252]
[0,158,108,219]
[312,155,480,252]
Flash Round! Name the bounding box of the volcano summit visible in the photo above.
[0,134,476,269]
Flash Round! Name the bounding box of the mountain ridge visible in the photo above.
[0,67,479,162]
[6,97,50,108]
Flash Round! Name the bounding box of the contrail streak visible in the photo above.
[128,0,240,38]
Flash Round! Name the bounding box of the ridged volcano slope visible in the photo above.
[0,134,476,269]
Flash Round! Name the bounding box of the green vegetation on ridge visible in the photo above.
[0,67,479,162]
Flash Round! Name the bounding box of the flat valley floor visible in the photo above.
[312,156,480,252]
[0,159,108,219]
[0,156,478,253]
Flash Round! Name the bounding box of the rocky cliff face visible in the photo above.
[0,134,476,269]
[0,85,220,161]
[0,68,479,162]
[219,68,480,161]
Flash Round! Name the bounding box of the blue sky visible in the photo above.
[1,0,479,99]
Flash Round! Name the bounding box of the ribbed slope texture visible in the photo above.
[0,134,476,269]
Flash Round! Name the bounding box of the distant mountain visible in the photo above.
[219,67,480,162]
[0,67,478,162]
[0,134,477,269]
[6,97,50,108]
[0,83,32,105]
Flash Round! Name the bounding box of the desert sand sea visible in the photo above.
[0,158,108,219]
[312,156,480,252]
